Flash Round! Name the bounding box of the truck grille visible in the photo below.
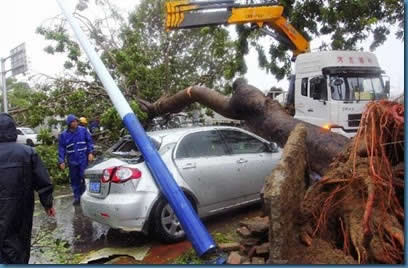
[348,114,362,127]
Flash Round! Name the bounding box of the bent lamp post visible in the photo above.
[56,0,216,257]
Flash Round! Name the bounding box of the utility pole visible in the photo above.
[1,58,8,113]
[1,43,28,113]
[56,0,218,259]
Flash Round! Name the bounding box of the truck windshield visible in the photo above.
[330,75,386,101]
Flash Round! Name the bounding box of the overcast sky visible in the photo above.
[0,0,405,97]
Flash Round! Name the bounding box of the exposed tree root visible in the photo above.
[301,101,404,264]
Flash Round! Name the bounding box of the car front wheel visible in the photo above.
[153,198,187,243]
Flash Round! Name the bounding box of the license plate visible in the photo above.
[89,181,101,193]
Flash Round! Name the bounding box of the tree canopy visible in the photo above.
[28,0,245,140]
[8,0,403,137]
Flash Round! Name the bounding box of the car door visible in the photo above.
[219,129,276,198]
[174,130,238,208]
[16,129,25,144]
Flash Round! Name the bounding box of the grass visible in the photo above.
[173,249,204,265]
[173,231,238,264]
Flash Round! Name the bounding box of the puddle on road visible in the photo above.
[30,186,263,264]
[30,189,149,264]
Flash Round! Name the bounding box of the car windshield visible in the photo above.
[108,136,161,157]
[21,128,35,134]
[330,75,386,101]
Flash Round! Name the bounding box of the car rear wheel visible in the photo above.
[153,197,196,243]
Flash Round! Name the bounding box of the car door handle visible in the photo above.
[237,158,248,164]
[182,163,196,169]
[307,109,314,112]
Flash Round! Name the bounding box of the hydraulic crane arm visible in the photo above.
[165,0,310,57]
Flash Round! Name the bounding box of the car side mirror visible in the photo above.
[268,142,279,153]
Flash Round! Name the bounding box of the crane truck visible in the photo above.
[165,0,390,138]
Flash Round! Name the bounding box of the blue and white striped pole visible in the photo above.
[55,0,216,257]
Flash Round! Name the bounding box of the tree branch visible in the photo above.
[138,79,349,175]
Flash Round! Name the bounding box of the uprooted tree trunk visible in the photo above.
[138,79,404,264]
[138,78,349,175]
[262,101,404,264]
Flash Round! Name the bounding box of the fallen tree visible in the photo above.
[137,79,404,264]
[138,78,349,175]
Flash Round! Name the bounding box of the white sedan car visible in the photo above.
[16,127,39,146]
[81,126,281,242]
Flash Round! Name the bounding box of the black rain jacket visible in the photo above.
[0,113,53,264]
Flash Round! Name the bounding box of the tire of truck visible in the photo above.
[152,196,196,243]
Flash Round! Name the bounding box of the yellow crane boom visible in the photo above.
[165,0,310,57]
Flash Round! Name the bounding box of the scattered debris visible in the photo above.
[218,242,240,252]
[80,246,151,264]
[236,226,251,238]
[251,257,265,264]
[227,251,242,264]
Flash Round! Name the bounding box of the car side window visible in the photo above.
[16,129,23,135]
[220,130,268,154]
[176,131,227,159]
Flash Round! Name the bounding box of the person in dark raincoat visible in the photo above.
[0,113,55,264]
[58,114,94,205]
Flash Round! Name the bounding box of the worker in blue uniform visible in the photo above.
[58,114,94,205]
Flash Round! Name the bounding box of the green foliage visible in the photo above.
[36,145,69,185]
[29,0,244,140]
[173,232,235,264]
[240,0,403,80]
[31,229,83,264]
[38,128,55,145]
[212,232,236,244]
[173,249,204,265]
[5,78,51,128]
[114,0,243,98]
[100,101,148,141]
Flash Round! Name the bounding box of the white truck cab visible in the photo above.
[287,51,389,138]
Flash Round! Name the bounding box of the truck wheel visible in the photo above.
[26,139,34,147]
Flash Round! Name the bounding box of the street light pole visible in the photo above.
[56,0,217,258]
[1,58,8,113]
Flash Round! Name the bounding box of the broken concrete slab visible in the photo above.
[239,216,269,235]
[227,251,242,264]
[218,242,240,252]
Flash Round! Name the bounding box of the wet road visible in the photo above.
[30,185,261,264]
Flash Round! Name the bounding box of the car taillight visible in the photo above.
[100,166,141,184]
[101,167,116,183]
